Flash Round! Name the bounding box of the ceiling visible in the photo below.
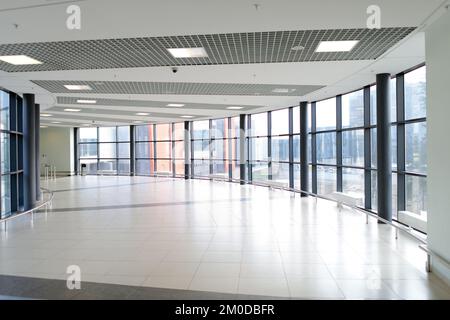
[0,0,449,128]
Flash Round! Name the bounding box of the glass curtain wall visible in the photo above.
[78,126,130,175]
[1,90,23,219]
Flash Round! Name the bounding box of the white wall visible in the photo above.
[39,127,74,175]
[426,9,450,285]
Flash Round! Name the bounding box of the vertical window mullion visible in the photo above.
[267,111,272,181]
[397,73,406,212]
[288,107,294,189]
[311,102,317,194]
[336,95,343,192]
[363,86,372,210]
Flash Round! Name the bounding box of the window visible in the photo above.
[342,90,364,128]
[1,90,23,219]
[78,126,131,175]
[405,66,426,120]
[316,98,336,131]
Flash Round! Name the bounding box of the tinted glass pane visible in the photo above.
[231,117,240,138]
[405,66,426,120]
[80,159,97,174]
[251,162,269,182]
[136,142,153,158]
[211,118,228,139]
[250,137,268,161]
[79,127,97,142]
[342,168,365,198]
[136,159,153,175]
[272,162,290,186]
[117,126,130,141]
[293,135,300,163]
[192,121,209,140]
[342,90,364,128]
[99,143,116,158]
[118,160,130,174]
[1,175,11,218]
[98,160,116,173]
[293,107,300,134]
[173,122,184,140]
[174,141,184,159]
[193,140,210,159]
[316,98,336,131]
[79,143,97,158]
[232,161,240,180]
[271,109,289,135]
[406,175,427,216]
[1,133,10,173]
[0,90,10,131]
[118,143,130,158]
[99,127,116,142]
[371,126,397,169]
[231,138,240,160]
[405,122,427,174]
[370,79,396,125]
[342,129,364,167]
[155,123,171,141]
[317,166,336,195]
[316,132,336,164]
[212,160,229,176]
[271,136,289,162]
[193,160,209,176]
[250,113,267,136]
[156,160,172,174]
[135,125,153,141]
[155,142,171,158]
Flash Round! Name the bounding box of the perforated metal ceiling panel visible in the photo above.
[56,96,263,110]
[0,28,415,72]
[32,80,323,95]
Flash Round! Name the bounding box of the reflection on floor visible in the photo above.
[1,176,449,300]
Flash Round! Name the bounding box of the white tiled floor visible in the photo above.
[1,175,450,299]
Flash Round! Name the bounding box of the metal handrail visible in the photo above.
[0,187,54,229]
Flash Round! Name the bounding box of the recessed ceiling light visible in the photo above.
[40,114,52,117]
[136,112,149,116]
[272,88,290,93]
[227,106,243,110]
[315,40,359,52]
[40,125,48,128]
[291,45,305,51]
[167,103,185,107]
[180,115,194,118]
[51,121,61,124]
[64,85,92,91]
[0,55,42,65]
[133,120,143,123]
[77,99,97,104]
[64,108,81,112]
[167,47,208,58]
[81,124,91,126]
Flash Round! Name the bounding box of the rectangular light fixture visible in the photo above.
[40,114,52,117]
[227,106,243,110]
[180,115,194,118]
[51,121,61,124]
[40,125,48,128]
[167,47,208,58]
[64,85,92,91]
[315,40,359,52]
[167,103,185,107]
[64,108,81,112]
[0,55,42,65]
[136,112,149,116]
[77,99,97,104]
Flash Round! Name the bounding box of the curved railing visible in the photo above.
[0,187,54,230]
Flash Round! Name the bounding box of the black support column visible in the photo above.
[300,101,309,196]
[35,103,40,201]
[376,73,392,222]
[130,125,135,176]
[239,114,246,184]
[184,121,190,179]
[23,94,36,211]
[74,127,79,175]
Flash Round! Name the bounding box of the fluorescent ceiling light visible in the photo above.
[40,114,52,117]
[40,125,48,128]
[133,120,143,123]
[136,112,149,116]
[315,40,359,52]
[167,47,208,58]
[167,103,185,107]
[64,108,81,112]
[180,115,194,118]
[0,55,42,65]
[81,124,91,126]
[227,106,243,110]
[77,99,97,104]
[272,88,290,93]
[51,121,61,124]
[64,85,92,91]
